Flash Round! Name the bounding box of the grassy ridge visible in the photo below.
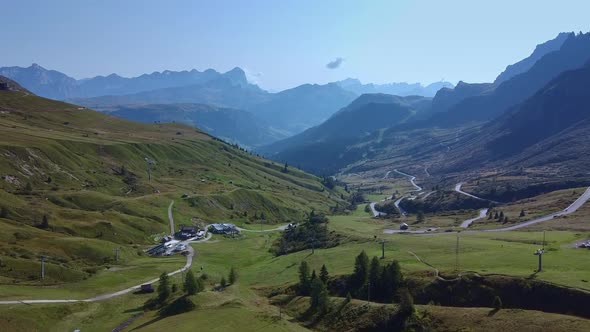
[0,89,344,287]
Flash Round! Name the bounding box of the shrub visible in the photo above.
[159,296,195,317]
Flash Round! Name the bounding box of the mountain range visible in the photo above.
[0,64,451,147]
[261,32,590,181]
[335,78,453,97]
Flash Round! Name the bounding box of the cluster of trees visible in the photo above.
[322,176,336,189]
[219,267,238,289]
[348,251,403,303]
[487,209,512,223]
[273,210,336,255]
[298,261,330,313]
[295,251,412,316]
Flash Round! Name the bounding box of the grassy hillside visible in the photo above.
[0,88,344,287]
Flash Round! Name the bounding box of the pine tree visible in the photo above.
[368,256,382,301]
[519,209,525,217]
[157,272,171,303]
[494,211,499,219]
[350,250,369,292]
[398,288,415,317]
[499,211,504,220]
[416,211,425,223]
[488,210,493,220]
[195,277,204,292]
[319,264,329,284]
[310,269,317,282]
[229,267,238,285]
[184,270,198,295]
[220,276,227,288]
[39,215,49,229]
[310,278,329,313]
[298,261,311,295]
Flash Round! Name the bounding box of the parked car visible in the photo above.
[140,284,154,293]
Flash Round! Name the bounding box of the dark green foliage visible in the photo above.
[349,250,369,294]
[273,211,335,255]
[310,277,329,313]
[220,276,227,288]
[24,182,32,193]
[0,206,8,218]
[494,211,499,219]
[349,192,366,205]
[282,162,288,173]
[311,269,317,282]
[319,264,329,284]
[398,288,415,317]
[322,176,336,189]
[368,256,381,299]
[493,295,503,310]
[171,284,178,293]
[157,272,171,303]
[159,296,196,317]
[38,215,49,229]
[229,266,238,285]
[298,261,311,295]
[184,270,198,295]
[520,209,526,217]
[416,210,425,223]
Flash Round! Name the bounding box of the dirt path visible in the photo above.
[168,200,175,235]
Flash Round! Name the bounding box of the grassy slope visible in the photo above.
[1,223,589,330]
[0,90,343,292]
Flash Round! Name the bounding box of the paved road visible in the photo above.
[481,186,590,232]
[460,208,488,228]
[395,169,422,192]
[454,182,486,200]
[0,245,195,305]
[384,186,590,234]
[168,200,175,235]
[237,223,294,232]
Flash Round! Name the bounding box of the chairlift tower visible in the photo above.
[534,231,546,272]
[40,256,46,280]
[455,232,460,272]
[144,157,156,182]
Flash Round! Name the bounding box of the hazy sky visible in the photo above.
[1,0,589,90]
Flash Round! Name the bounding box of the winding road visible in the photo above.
[460,208,489,228]
[0,200,195,305]
[454,182,486,200]
[384,186,590,234]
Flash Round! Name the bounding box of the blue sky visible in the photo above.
[1,0,589,90]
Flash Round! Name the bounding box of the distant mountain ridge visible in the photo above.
[260,93,432,173]
[103,103,284,148]
[0,64,252,100]
[335,78,453,97]
[427,32,590,127]
[495,32,573,84]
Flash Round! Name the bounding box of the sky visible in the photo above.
[1,0,589,91]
